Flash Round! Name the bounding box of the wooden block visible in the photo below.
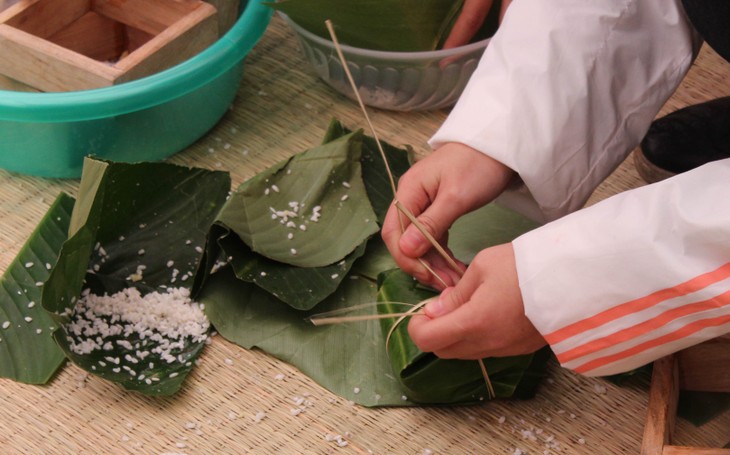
[115,2,218,82]
[0,0,22,14]
[205,0,239,35]
[0,72,39,92]
[94,0,202,35]
[48,11,126,62]
[642,355,679,455]
[678,334,730,392]
[2,0,89,39]
[664,448,730,455]
[0,24,118,91]
[125,26,156,53]
[0,0,219,92]
[642,338,730,455]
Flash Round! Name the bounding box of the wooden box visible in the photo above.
[205,0,238,36]
[642,335,730,455]
[0,0,218,92]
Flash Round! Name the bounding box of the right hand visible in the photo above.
[381,142,514,290]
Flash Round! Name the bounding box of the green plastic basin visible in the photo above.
[0,0,272,178]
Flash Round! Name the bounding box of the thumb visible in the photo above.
[397,200,464,259]
[424,287,465,318]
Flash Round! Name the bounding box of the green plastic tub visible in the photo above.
[0,0,272,178]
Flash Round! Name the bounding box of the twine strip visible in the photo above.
[309,302,424,326]
[324,20,495,400]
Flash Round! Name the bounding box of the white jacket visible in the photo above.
[431,0,730,376]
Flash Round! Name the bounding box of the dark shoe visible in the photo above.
[635,96,730,183]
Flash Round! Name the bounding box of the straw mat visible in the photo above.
[0,15,728,454]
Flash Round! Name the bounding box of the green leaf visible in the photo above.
[269,0,466,52]
[43,158,230,395]
[377,269,549,404]
[199,266,409,406]
[0,193,73,384]
[217,131,379,268]
[197,119,547,405]
[54,308,206,395]
[449,204,541,263]
[322,119,412,225]
[196,120,407,311]
[351,236,398,281]
[218,228,368,310]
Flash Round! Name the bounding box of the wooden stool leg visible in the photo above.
[642,351,730,455]
[642,355,679,455]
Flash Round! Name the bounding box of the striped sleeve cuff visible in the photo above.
[513,162,730,376]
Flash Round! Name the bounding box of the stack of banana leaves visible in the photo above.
[0,119,550,406]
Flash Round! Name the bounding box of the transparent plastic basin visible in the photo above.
[281,13,489,112]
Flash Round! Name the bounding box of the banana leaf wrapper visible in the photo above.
[377,269,551,404]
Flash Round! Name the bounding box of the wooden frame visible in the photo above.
[0,0,218,92]
[642,335,730,455]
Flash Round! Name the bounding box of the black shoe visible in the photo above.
[635,96,730,183]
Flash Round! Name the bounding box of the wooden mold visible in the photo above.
[0,0,219,92]
[205,0,238,37]
[642,335,730,455]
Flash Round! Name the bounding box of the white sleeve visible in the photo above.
[514,159,730,376]
[430,0,701,222]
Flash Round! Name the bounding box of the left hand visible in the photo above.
[408,243,547,358]
[442,0,512,49]
[381,143,513,290]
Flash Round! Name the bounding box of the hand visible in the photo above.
[442,0,511,49]
[381,142,514,290]
[408,243,546,358]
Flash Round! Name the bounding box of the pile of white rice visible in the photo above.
[64,287,209,380]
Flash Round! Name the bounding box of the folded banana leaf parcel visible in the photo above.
[0,119,549,406]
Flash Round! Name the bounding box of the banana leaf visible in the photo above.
[449,204,541,263]
[42,157,230,395]
[200,197,549,406]
[2,119,548,406]
[200,120,408,310]
[216,131,379,268]
[269,0,465,52]
[199,265,408,406]
[195,118,549,405]
[351,236,398,281]
[322,119,412,224]
[0,193,73,384]
[377,269,550,404]
[216,226,367,310]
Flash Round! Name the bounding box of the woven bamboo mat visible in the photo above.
[1,15,729,454]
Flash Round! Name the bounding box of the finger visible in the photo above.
[381,202,432,280]
[442,0,494,49]
[397,193,473,260]
[381,201,409,257]
[408,273,481,352]
[423,287,460,318]
[382,167,437,259]
[433,329,546,359]
[383,203,465,289]
[431,340,486,359]
[419,250,466,289]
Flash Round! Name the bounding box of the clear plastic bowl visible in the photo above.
[281,13,489,112]
[0,0,272,178]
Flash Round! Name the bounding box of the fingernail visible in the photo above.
[425,295,446,318]
[400,228,423,253]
